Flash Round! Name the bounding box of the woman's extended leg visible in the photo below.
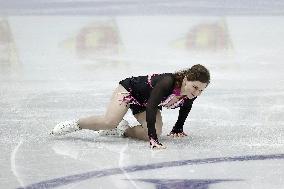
[51,84,130,136]
[78,84,130,130]
[124,111,163,141]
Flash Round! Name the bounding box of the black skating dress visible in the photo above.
[119,73,197,141]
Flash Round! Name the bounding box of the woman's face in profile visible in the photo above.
[181,79,207,99]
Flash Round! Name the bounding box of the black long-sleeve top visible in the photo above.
[119,73,196,140]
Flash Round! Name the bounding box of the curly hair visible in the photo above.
[174,64,210,88]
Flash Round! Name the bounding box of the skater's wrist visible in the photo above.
[148,132,158,141]
[149,137,165,149]
[171,126,183,133]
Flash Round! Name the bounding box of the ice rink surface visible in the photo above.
[1,1,284,189]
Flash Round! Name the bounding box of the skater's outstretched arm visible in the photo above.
[167,98,196,137]
[146,75,174,148]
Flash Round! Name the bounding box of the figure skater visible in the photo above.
[50,64,210,149]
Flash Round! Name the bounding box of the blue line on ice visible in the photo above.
[17,153,284,189]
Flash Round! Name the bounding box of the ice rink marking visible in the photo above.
[11,140,24,188]
[17,153,284,189]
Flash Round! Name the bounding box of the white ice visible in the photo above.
[0,1,284,189]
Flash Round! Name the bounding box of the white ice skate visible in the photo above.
[50,119,81,136]
[98,119,130,137]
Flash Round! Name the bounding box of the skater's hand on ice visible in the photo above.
[167,131,188,138]
[149,138,166,149]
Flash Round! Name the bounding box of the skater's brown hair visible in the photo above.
[174,64,210,88]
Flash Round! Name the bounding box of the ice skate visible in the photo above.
[50,119,81,136]
[98,119,130,137]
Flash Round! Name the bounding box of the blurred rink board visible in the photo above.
[3,16,283,66]
[0,17,18,65]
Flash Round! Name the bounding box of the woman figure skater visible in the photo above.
[50,64,210,149]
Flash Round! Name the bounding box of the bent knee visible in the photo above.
[149,122,163,137]
[156,121,163,136]
[156,127,162,137]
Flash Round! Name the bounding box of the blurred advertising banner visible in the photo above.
[3,16,284,68]
[0,18,18,65]
[60,19,123,60]
[171,19,233,52]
